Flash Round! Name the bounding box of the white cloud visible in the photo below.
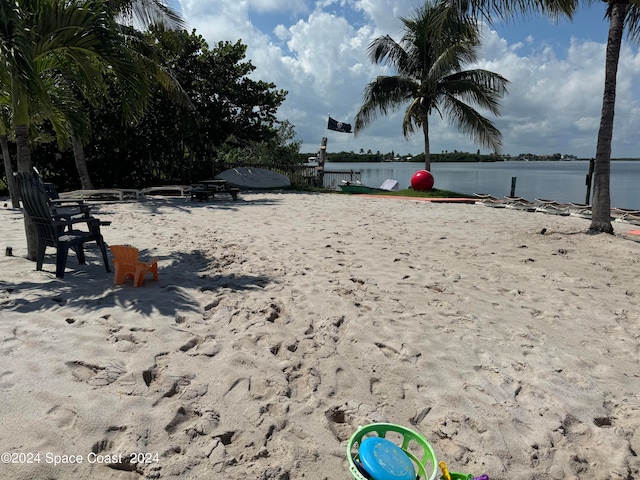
[249,0,304,14]
[178,0,640,157]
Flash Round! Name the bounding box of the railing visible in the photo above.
[322,170,362,190]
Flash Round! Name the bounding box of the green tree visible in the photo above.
[1,0,141,172]
[81,31,288,185]
[218,120,301,166]
[68,0,187,190]
[354,1,509,172]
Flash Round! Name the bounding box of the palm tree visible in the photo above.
[0,104,19,208]
[1,0,148,172]
[354,1,509,172]
[466,0,639,233]
[63,30,187,190]
[1,0,150,259]
[588,1,629,233]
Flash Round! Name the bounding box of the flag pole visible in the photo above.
[317,137,327,187]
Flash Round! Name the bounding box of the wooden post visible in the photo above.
[510,176,517,197]
[585,158,595,205]
[317,137,327,187]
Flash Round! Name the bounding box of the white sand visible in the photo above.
[1,192,639,480]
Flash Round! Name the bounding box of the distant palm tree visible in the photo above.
[354,1,509,172]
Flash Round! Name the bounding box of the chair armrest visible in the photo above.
[53,214,104,228]
[52,217,76,229]
[51,201,91,215]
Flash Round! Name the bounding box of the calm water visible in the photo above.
[325,161,640,210]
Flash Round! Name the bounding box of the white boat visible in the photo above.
[216,167,291,189]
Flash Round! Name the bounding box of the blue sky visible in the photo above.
[173,0,640,158]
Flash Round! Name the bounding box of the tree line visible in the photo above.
[314,151,503,163]
[1,28,296,194]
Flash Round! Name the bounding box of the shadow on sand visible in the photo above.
[1,247,271,319]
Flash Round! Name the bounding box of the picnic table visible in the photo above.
[190,180,239,201]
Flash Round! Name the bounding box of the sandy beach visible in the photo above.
[1,191,639,480]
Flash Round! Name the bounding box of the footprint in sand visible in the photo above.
[374,342,422,363]
[150,375,203,406]
[165,406,197,434]
[325,404,352,442]
[187,408,220,439]
[284,365,319,400]
[90,429,140,472]
[65,360,127,386]
[0,370,15,390]
[109,332,145,353]
[46,405,79,430]
[178,335,221,357]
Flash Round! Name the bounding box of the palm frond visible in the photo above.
[624,2,640,41]
[367,35,412,72]
[354,76,417,135]
[426,39,479,84]
[441,94,503,152]
[109,0,186,30]
[439,69,509,115]
[402,97,428,137]
[39,73,91,146]
[465,0,578,25]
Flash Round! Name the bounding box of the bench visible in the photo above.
[59,189,141,201]
[141,185,190,197]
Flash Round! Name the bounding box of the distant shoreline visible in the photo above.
[319,157,640,163]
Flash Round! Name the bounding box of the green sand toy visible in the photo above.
[347,423,438,480]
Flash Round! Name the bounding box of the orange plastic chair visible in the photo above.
[109,245,158,287]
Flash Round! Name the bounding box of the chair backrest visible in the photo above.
[110,245,139,267]
[44,183,60,200]
[16,172,59,245]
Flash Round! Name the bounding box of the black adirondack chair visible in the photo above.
[16,172,111,279]
[44,183,93,223]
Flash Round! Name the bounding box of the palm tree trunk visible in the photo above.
[72,133,95,190]
[589,0,628,234]
[15,124,32,173]
[423,120,431,172]
[1,134,20,208]
[15,123,38,260]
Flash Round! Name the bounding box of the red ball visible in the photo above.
[411,170,434,191]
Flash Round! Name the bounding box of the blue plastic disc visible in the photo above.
[358,437,416,480]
